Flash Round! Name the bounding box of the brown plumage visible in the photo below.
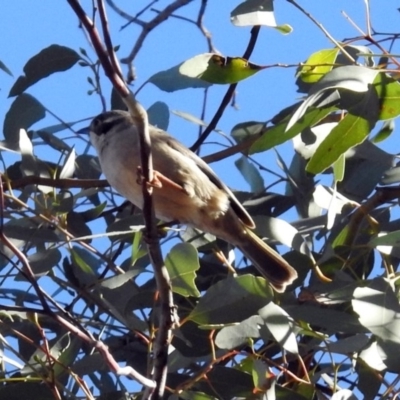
[88,110,298,292]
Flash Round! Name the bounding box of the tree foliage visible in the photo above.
[1,1,400,399]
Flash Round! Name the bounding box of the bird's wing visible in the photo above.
[163,133,255,229]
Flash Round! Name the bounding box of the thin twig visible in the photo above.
[67,0,128,95]
[286,0,356,64]
[1,175,108,191]
[152,0,216,53]
[120,0,191,64]
[67,1,176,397]
[190,25,261,152]
[105,0,146,27]
[97,0,124,80]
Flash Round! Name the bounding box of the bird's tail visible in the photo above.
[237,227,298,293]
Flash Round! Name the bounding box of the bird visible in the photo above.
[86,109,298,292]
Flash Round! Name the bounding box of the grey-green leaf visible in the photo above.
[215,315,262,349]
[3,94,46,142]
[188,275,273,325]
[258,302,298,354]
[0,59,13,76]
[149,63,211,92]
[231,0,276,27]
[235,156,264,193]
[9,45,80,97]
[288,66,379,130]
[147,101,169,130]
[165,243,200,297]
[352,282,400,343]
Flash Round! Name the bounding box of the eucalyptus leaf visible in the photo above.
[9,45,80,96]
[306,87,378,175]
[165,243,200,297]
[0,59,12,76]
[287,66,379,130]
[147,101,169,130]
[235,156,264,193]
[180,53,265,84]
[3,94,46,142]
[25,248,61,277]
[215,315,262,349]
[298,48,339,83]
[258,302,298,354]
[250,105,336,154]
[188,275,273,325]
[59,148,76,179]
[231,0,276,27]
[149,63,211,92]
[352,282,400,343]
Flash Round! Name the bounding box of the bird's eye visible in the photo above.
[90,116,105,136]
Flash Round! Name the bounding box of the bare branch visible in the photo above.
[97,0,124,81]
[120,0,191,64]
[1,175,108,191]
[191,26,261,152]
[67,2,176,396]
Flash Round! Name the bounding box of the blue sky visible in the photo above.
[2,1,396,177]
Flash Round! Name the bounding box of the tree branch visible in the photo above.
[67,1,176,397]
[190,26,261,152]
[120,0,192,64]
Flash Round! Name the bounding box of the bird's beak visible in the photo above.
[77,126,90,135]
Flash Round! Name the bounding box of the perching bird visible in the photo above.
[86,110,297,292]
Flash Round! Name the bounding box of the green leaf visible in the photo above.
[36,130,72,152]
[306,113,371,174]
[275,24,293,34]
[66,211,92,242]
[250,105,336,154]
[188,275,273,325]
[26,248,61,277]
[0,59,12,76]
[80,201,107,222]
[298,48,340,83]
[3,218,60,243]
[353,282,400,343]
[75,154,102,179]
[59,148,76,179]
[180,53,265,84]
[287,304,364,335]
[259,302,298,354]
[52,335,81,378]
[235,156,264,193]
[215,315,262,349]
[288,65,379,130]
[373,73,400,120]
[333,153,345,183]
[371,119,395,143]
[3,94,46,142]
[231,121,266,142]
[147,101,169,130]
[70,247,96,275]
[369,230,400,248]
[165,243,200,297]
[195,366,253,398]
[231,0,276,27]
[356,360,382,400]
[149,63,211,92]
[110,87,127,111]
[178,391,218,400]
[9,45,80,96]
[251,359,276,393]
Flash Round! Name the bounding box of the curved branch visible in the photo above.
[120,0,192,64]
[190,26,261,152]
[67,2,176,397]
